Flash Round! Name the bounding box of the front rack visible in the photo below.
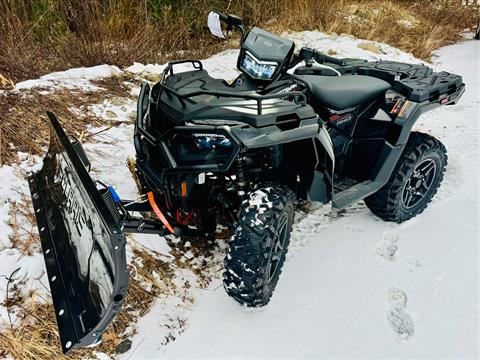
[158,59,307,115]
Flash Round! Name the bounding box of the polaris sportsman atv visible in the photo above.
[28,12,465,353]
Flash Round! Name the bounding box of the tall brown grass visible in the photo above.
[0,0,476,83]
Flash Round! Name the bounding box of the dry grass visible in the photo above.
[0,301,76,360]
[0,0,476,83]
[9,193,40,256]
[0,238,188,360]
[274,0,478,60]
[0,74,137,165]
[127,157,144,195]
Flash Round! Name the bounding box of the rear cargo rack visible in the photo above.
[391,71,464,102]
[294,60,464,103]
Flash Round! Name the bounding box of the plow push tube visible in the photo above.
[28,112,129,353]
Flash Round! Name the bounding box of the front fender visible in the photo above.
[306,122,335,203]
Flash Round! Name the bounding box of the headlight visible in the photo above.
[191,133,232,150]
[240,51,278,80]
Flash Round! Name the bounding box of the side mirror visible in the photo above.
[208,11,226,39]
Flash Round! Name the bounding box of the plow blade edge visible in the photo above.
[28,112,129,353]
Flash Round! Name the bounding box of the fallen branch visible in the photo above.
[2,267,21,328]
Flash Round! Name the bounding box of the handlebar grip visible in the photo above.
[323,54,343,65]
[215,11,228,22]
[310,50,344,66]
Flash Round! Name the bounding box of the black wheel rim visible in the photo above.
[266,213,289,284]
[401,158,437,209]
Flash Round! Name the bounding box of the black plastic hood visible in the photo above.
[241,27,294,63]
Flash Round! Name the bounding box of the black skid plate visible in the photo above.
[28,112,129,353]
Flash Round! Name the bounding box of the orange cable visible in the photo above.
[147,192,175,234]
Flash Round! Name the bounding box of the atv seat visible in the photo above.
[294,74,391,110]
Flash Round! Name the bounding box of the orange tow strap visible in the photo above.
[147,192,175,234]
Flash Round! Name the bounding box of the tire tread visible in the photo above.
[365,132,447,223]
[223,185,295,307]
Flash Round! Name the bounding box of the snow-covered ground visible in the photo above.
[0,32,478,359]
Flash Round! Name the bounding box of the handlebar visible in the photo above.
[216,11,228,22]
[291,47,344,68]
[212,11,245,43]
[317,53,344,66]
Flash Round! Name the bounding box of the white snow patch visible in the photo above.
[88,98,136,122]
[15,65,122,91]
[285,31,422,64]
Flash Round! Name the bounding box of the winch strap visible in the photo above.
[147,192,175,234]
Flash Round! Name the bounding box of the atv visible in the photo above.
[28,11,464,353]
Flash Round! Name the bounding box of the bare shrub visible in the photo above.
[0,0,476,83]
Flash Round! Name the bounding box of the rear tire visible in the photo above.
[223,185,295,307]
[365,132,447,223]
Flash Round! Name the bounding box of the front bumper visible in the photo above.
[135,83,321,181]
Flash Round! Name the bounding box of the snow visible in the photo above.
[287,31,421,62]
[0,31,478,359]
[14,64,122,91]
[0,162,47,324]
[88,98,136,122]
[127,49,241,82]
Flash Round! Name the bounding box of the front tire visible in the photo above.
[365,132,447,223]
[223,185,295,307]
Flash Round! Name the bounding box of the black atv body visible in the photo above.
[28,12,464,353]
[134,42,464,222]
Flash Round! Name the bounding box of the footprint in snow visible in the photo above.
[404,257,422,272]
[388,286,407,309]
[386,287,414,340]
[387,308,415,340]
[375,232,399,260]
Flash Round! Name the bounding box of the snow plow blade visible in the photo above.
[28,112,129,353]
